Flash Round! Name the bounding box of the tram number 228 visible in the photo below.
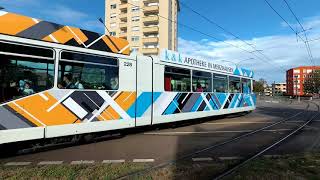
[124,62,133,67]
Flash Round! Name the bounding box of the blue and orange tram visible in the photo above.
[0,11,255,146]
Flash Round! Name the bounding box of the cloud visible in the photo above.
[0,0,104,33]
[41,5,88,24]
[82,20,105,34]
[178,28,320,84]
[281,15,320,36]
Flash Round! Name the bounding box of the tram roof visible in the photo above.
[0,11,130,55]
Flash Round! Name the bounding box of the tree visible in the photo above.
[253,78,266,93]
[304,70,320,94]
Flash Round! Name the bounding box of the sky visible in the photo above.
[1,0,320,83]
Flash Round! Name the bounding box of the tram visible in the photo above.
[0,11,256,145]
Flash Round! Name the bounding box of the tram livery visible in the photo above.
[0,11,256,145]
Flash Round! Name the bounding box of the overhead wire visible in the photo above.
[126,1,286,72]
[178,1,288,72]
[282,0,314,65]
[264,0,314,66]
[308,37,320,42]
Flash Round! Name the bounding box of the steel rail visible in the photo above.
[115,102,310,180]
[214,106,319,179]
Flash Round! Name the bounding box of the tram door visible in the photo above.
[135,56,154,126]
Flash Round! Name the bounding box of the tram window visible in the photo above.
[164,66,191,92]
[229,76,241,93]
[192,70,212,92]
[58,61,119,90]
[212,73,228,93]
[242,78,252,93]
[61,51,118,66]
[0,54,54,104]
[0,41,54,58]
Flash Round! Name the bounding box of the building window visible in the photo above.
[192,70,212,92]
[111,4,117,9]
[131,36,140,42]
[132,7,140,12]
[294,69,300,73]
[148,3,159,6]
[110,13,117,19]
[110,23,117,28]
[110,31,116,36]
[132,26,140,32]
[131,47,139,53]
[59,52,119,90]
[212,73,228,93]
[164,66,191,92]
[144,44,158,48]
[132,16,140,22]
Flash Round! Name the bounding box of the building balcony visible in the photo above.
[142,48,159,54]
[143,16,159,24]
[119,14,127,21]
[119,34,127,40]
[143,0,159,4]
[119,23,127,30]
[143,26,159,34]
[143,37,159,44]
[143,5,159,14]
[119,3,128,11]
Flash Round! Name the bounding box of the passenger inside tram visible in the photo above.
[203,83,209,92]
[22,81,35,96]
[74,77,84,90]
[0,79,35,103]
[110,77,119,90]
[62,74,76,89]
[196,83,204,92]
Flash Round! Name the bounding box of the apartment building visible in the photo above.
[105,0,179,56]
[272,83,286,95]
[286,66,320,96]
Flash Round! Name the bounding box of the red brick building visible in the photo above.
[286,66,320,96]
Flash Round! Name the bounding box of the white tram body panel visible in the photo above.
[0,11,256,145]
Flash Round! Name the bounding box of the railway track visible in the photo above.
[214,101,320,179]
[115,100,317,180]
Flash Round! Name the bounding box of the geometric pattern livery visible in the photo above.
[0,11,130,55]
[233,67,254,78]
[161,93,255,115]
[0,90,256,130]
